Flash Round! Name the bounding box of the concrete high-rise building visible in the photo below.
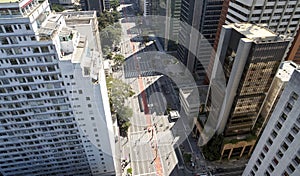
[49,0,80,10]
[242,69,300,176]
[206,0,300,82]
[225,0,300,36]
[138,0,182,51]
[0,0,115,175]
[163,0,181,51]
[140,0,162,16]
[80,0,110,15]
[287,28,300,64]
[177,0,223,81]
[208,23,290,159]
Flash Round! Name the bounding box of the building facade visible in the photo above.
[0,0,115,175]
[255,61,299,137]
[208,23,290,159]
[243,69,300,176]
[49,0,80,10]
[177,0,223,82]
[163,0,181,51]
[287,28,300,64]
[80,0,110,15]
[206,0,300,83]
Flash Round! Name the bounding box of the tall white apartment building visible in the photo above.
[256,61,299,136]
[0,0,115,175]
[243,69,300,176]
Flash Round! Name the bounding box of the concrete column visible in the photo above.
[240,146,246,158]
[248,145,255,156]
[228,148,233,160]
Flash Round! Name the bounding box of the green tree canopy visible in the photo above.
[113,54,125,65]
[100,23,122,55]
[98,11,121,30]
[202,134,223,161]
[51,4,65,12]
[110,0,120,10]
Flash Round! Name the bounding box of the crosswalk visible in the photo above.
[124,58,160,78]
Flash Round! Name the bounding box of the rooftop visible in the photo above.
[277,61,299,82]
[226,23,287,43]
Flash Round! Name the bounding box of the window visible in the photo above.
[41,46,49,53]
[1,37,9,45]
[281,142,289,151]
[277,150,283,158]
[293,156,300,166]
[88,104,92,108]
[288,164,295,173]
[271,130,277,139]
[91,117,95,120]
[253,165,258,171]
[78,90,83,94]
[285,103,293,112]
[275,122,282,130]
[32,47,40,53]
[291,92,299,101]
[25,24,30,30]
[86,97,90,101]
[291,125,299,135]
[273,157,278,166]
[282,171,289,176]
[267,138,273,146]
[280,113,287,122]
[268,165,274,172]
[4,25,13,33]
[286,133,294,143]
[263,145,269,153]
[260,152,265,159]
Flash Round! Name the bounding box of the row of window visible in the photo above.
[0,65,58,79]
[0,24,31,34]
[0,128,78,139]
[0,88,67,102]
[0,45,53,56]
[0,55,56,65]
[4,163,90,176]
[0,35,36,45]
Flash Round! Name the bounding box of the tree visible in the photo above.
[111,10,121,22]
[51,4,65,12]
[106,52,113,59]
[202,134,223,161]
[98,11,121,31]
[106,76,135,137]
[73,4,80,11]
[117,106,133,122]
[120,121,131,137]
[110,0,120,10]
[113,54,125,66]
[127,168,132,175]
[183,153,192,163]
[100,24,122,53]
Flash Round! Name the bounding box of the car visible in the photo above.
[168,110,180,122]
